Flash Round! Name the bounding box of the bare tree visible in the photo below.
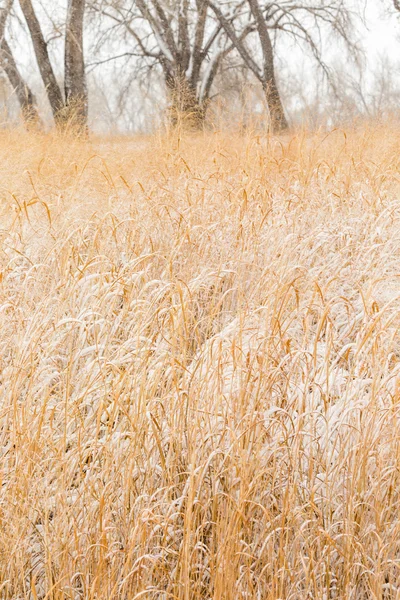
[0,0,41,124]
[15,0,88,129]
[209,0,357,132]
[65,0,87,125]
[19,0,64,119]
[209,0,287,130]
[89,0,251,127]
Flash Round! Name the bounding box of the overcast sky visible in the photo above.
[365,2,399,58]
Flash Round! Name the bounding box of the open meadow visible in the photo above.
[2,124,400,599]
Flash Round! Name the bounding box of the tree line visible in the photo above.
[0,0,397,133]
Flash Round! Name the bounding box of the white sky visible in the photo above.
[365,2,399,58]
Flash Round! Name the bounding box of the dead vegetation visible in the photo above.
[0,124,400,598]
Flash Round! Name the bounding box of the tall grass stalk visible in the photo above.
[0,124,400,598]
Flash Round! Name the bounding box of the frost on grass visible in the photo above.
[0,128,400,598]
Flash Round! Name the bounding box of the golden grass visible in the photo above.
[1,123,400,598]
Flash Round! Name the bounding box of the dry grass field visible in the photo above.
[1,124,400,599]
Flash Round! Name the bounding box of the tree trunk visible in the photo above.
[247,0,288,132]
[166,73,206,129]
[64,0,87,130]
[261,77,288,132]
[19,0,64,123]
[0,39,42,126]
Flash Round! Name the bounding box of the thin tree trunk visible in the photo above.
[247,0,288,131]
[0,38,42,125]
[261,78,288,132]
[0,0,41,126]
[208,0,287,132]
[64,0,87,130]
[19,0,64,122]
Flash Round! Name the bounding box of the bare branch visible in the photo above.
[208,0,262,79]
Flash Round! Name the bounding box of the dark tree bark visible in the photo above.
[0,38,41,124]
[19,0,64,122]
[136,0,211,128]
[0,0,41,125]
[208,0,288,132]
[164,69,206,128]
[64,0,88,129]
[247,0,288,131]
[209,0,357,133]
[18,0,88,131]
